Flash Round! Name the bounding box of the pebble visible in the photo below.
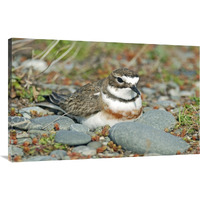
[50,150,67,160]
[87,141,102,149]
[30,115,75,131]
[70,123,89,134]
[9,130,29,139]
[17,138,32,145]
[55,130,91,145]
[143,107,153,113]
[24,156,57,162]
[21,59,49,73]
[153,83,167,94]
[109,122,190,155]
[19,106,49,117]
[141,87,156,95]
[179,90,194,97]
[98,152,119,157]
[28,129,51,137]
[8,116,31,130]
[8,146,24,156]
[72,146,96,156]
[137,110,177,131]
[157,96,169,101]
[156,100,176,108]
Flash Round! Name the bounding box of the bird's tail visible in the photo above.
[43,92,68,106]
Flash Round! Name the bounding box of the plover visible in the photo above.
[45,68,143,129]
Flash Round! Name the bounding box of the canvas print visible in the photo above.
[8,38,199,162]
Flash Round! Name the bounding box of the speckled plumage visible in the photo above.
[45,68,143,129]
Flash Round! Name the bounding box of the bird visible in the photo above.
[44,68,143,130]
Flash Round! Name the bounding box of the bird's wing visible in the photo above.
[46,79,104,117]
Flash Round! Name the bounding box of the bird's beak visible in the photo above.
[131,85,140,96]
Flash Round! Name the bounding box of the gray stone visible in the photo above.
[17,138,32,145]
[50,150,67,160]
[141,87,156,95]
[98,152,120,157]
[28,129,51,137]
[180,91,194,97]
[8,116,31,130]
[109,122,190,155]
[72,145,96,156]
[8,146,24,156]
[24,156,57,162]
[169,89,180,97]
[19,106,49,117]
[87,141,102,149]
[70,124,89,134]
[143,107,153,113]
[30,115,75,131]
[137,110,177,131]
[157,96,169,101]
[55,130,91,145]
[154,83,167,94]
[156,100,176,108]
[63,156,71,160]
[21,59,48,73]
[21,113,31,119]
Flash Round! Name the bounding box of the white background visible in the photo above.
[0,0,199,200]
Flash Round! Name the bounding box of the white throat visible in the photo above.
[107,85,138,100]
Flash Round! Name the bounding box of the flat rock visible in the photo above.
[24,156,57,162]
[30,115,75,131]
[72,145,96,156]
[109,122,190,155]
[50,150,67,160]
[70,124,89,134]
[8,116,31,130]
[8,146,24,156]
[87,141,102,149]
[137,110,177,131]
[55,130,91,145]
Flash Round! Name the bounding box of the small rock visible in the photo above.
[8,146,24,156]
[55,130,91,145]
[98,152,119,157]
[70,124,89,134]
[156,100,176,108]
[28,129,51,137]
[19,106,49,117]
[143,107,153,113]
[137,110,177,131]
[21,59,49,73]
[63,156,71,160]
[17,138,32,145]
[168,89,180,97]
[50,150,67,160]
[109,122,190,155]
[180,91,194,97]
[30,115,75,131]
[8,116,31,130]
[157,96,169,101]
[154,83,167,94]
[24,156,57,162]
[87,141,102,149]
[72,146,96,156]
[141,87,156,95]
[21,113,31,119]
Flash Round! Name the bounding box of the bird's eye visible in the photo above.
[117,77,124,83]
